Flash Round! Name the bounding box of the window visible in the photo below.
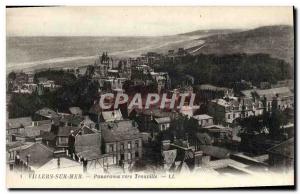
[135,140,139,148]
[128,153,132,160]
[120,143,124,151]
[233,114,235,119]
[127,141,131,149]
[135,151,139,158]
[228,114,231,119]
[109,144,113,152]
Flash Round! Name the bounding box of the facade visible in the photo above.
[100,120,143,166]
[208,98,263,124]
[192,114,214,127]
[154,117,171,131]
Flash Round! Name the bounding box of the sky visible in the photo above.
[6,6,293,36]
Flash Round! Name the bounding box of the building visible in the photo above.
[208,98,262,124]
[9,142,82,173]
[101,109,123,122]
[154,117,171,131]
[254,87,294,111]
[56,126,79,149]
[192,114,214,127]
[100,120,143,166]
[241,87,294,112]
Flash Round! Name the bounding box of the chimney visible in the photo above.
[26,154,31,166]
[194,151,203,168]
[57,157,61,169]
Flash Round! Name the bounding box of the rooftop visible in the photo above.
[7,117,32,129]
[101,120,141,142]
[154,117,171,124]
[19,143,54,169]
[193,114,213,120]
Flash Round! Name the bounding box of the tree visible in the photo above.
[8,71,16,81]
[268,110,288,139]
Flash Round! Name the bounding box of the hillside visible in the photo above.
[178,29,241,36]
[188,25,294,65]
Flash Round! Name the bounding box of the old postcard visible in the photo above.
[6,6,294,189]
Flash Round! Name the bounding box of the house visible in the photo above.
[203,125,233,144]
[154,117,171,131]
[132,108,178,132]
[101,109,123,122]
[12,143,54,172]
[56,126,79,149]
[100,120,143,166]
[267,138,294,170]
[208,98,261,124]
[10,123,52,142]
[195,84,234,101]
[192,114,214,127]
[11,142,82,173]
[253,87,294,111]
[7,117,33,139]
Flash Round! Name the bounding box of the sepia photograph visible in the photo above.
[5,6,295,189]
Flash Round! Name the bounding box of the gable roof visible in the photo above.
[101,120,141,142]
[19,143,54,169]
[73,126,97,136]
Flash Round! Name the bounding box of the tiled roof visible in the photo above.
[7,117,32,129]
[101,120,141,142]
[19,143,54,169]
